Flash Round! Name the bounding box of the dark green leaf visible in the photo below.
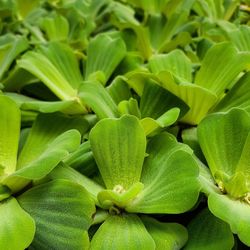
[18,180,95,250]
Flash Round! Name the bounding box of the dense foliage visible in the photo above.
[0,0,250,249]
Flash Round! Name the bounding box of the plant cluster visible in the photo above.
[0,0,250,249]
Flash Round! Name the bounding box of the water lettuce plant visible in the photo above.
[1,0,250,249]
[0,95,95,249]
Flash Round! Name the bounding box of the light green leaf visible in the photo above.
[118,98,141,118]
[126,133,199,213]
[197,109,250,183]
[0,34,28,80]
[18,180,95,250]
[149,50,192,82]
[39,42,83,89]
[195,156,219,196]
[85,34,126,85]
[0,197,35,250]
[192,0,225,19]
[126,71,152,96]
[112,3,152,60]
[3,113,87,192]
[16,0,40,19]
[21,99,84,115]
[90,214,155,250]
[40,14,69,41]
[17,49,78,101]
[142,216,188,250]
[184,208,234,250]
[17,113,87,168]
[13,129,81,179]
[124,0,170,13]
[79,81,120,119]
[158,73,217,124]
[6,92,85,115]
[97,182,144,209]
[140,108,180,136]
[226,25,250,51]
[214,72,250,114]
[0,95,20,175]
[195,42,250,96]
[89,115,146,189]
[161,32,192,53]
[208,193,250,246]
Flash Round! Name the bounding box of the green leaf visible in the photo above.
[0,197,35,250]
[39,42,83,90]
[126,133,199,213]
[18,180,95,250]
[195,42,250,96]
[126,71,151,96]
[157,72,217,124]
[89,115,146,189]
[208,193,250,246]
[21,99,85,115]
[118,98,141,118]
[6,92,85,115]
[140,77,189,119]
[85,34,126,85]
[161,32,192,53]
[149,49,192,82]
[197,109,250,184]
[142,216,188,250]
[3,113,87,193]
[0,34,28,80]
[49,164,104,205]
[16,0,40,19]
[0,95,20,175]
[63,141,97,176]
[79,81,120,119]
[17,113,87,169]
[226,25,250,51]
[159,0,196,41]
[17,48,79,101]
[40,14,69,41]
[194,156,219,196]
[2,66,37,92]
[181,127,206,162]
[124,0,171,13]
[140,108,180,136]
[214,72,250,114]
[112,3,152,59]
[13,129,81,179]
[184,208,234,250]
[107,76,132,105]
[90,214,155,250]
[97,182,144,209]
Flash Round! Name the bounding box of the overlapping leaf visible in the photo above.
[126,133,199,213]
[142,216,188,250]
[18,180,95,250]
[184,208,234,250]
[90,214,155,250]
